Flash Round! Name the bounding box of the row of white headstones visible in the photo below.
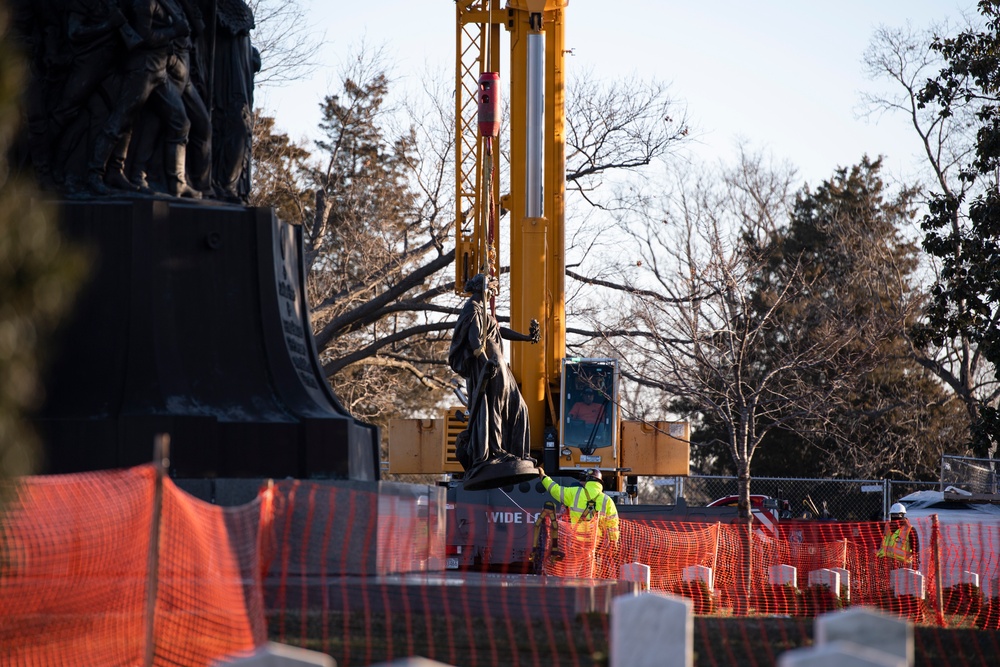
[669,560,984,602]
[610,562,918,667]
[215,561,954,667]
[214,599,915,667]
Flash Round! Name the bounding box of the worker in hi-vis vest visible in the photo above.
[877,502,918,569]
[537,467,619,577]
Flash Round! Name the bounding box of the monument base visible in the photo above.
[462,458,540,491]
[36,199,379,480]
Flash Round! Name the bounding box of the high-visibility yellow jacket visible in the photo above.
[541,477,620,542]
[877,522,915,565]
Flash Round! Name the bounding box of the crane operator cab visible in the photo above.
[559,359,620,467]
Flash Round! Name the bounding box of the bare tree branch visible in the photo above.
[248,0,324,86]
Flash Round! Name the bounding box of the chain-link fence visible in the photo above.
[941,455,1000,494]
[636,475,940,521]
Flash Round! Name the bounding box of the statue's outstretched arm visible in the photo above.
[500,319,540,344]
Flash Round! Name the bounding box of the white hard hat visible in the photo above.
[889,502,906,516]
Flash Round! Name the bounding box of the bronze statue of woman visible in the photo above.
[449,273,540,489]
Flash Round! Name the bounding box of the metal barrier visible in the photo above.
[941,455,1000,494]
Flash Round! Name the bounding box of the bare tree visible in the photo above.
[861,22,978,191]
[565,73,690,212]
[248,0,323,87]
[580,155,895,509]
[863,20,1000,455]
[569,153,906,610]
[252,49,691,429]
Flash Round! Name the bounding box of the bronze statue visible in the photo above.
[87,0,200,197]
[207,0,259,203]
[9,0,258,202]
[449,274,541,489]
[127,0,212,196]
[25,0,137,191]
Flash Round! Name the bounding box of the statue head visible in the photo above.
[465,273,498,297]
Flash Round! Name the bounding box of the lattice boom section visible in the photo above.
[456,7,485,236]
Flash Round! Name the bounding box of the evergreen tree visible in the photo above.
[252,63,457,434]
[750,158,965,480]
[306,72,456,427]
[0,3,84,499]
[250,112,315,228]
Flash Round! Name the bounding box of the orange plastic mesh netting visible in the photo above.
[535,515,959,621]
[0,464,271,667]
[253,482,1000,665]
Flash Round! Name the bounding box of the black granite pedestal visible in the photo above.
[35,198,378,480]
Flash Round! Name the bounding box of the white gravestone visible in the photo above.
[889,568,925,600]
[212,642,335,667]
[815,607,913,667]
[769,564,797,588]
[611,592,692,667]
[779,641,905,667]
[808,569,841,597]
[682,564,714,592]
[620,562,651,591]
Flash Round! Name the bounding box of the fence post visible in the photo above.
[883,479,890,521]
[711,522,721,575]
[931,514,944,626]
[144,433,170,667]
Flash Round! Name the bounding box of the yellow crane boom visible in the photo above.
[455,0,567,454]
[389,1,689,493]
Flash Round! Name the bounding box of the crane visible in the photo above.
[454,0,566,471]
[389,0,689,497]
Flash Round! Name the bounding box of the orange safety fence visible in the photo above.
[259,485,1000,666]
[0,465,271,667]
[263,480,613,667]
[3,471,1000,667]
[535,513,1000,630]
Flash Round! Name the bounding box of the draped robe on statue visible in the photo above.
[448,294,531,476]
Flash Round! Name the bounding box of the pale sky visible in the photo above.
[256,0,976,189]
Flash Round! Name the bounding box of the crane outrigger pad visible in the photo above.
[462,458,540,491]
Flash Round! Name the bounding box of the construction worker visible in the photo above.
[529,500,562,574]
[877,502,918,569]
[537,467,619,577]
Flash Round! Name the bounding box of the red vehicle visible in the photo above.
[706,495,790,537]
[706,495,773,510]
